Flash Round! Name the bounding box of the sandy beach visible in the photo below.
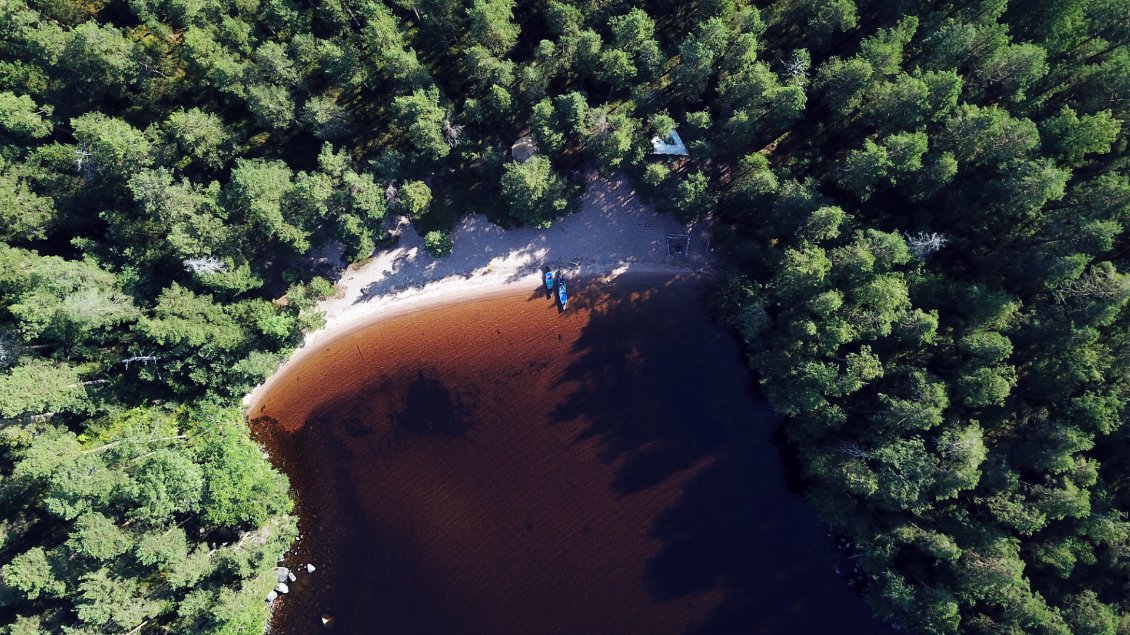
[245,170,714,408]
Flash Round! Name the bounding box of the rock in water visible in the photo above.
[321,614,335,628]
[288,571,296,582]
[276,582,289,594]
[277,567,290,583]
[306,563,316,573]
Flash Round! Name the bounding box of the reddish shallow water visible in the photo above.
[251,274,888,635]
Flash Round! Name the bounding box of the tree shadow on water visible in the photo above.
[389,370,474,439]
[552,278,889,635]
[551,279,736,496]
[302,369,476,451]
[302,395,380,466]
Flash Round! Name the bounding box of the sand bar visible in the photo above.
[245,170,714,409]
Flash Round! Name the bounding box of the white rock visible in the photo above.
[306,564,316,573]
[266,591,278,602]
[288,572,296,582]
[276,583,289,594]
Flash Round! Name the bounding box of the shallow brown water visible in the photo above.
[251,274,888,635]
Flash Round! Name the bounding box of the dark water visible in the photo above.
[250,274,889,635]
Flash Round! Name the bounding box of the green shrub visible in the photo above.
[423,229,453,257]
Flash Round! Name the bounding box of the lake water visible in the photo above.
[250,274,888,634]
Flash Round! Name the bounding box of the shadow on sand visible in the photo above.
[549,278,889,635]
[340,171,714,308]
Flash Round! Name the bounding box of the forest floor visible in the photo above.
[245,170,715,407]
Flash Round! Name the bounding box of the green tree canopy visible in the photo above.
[500,156,569,227]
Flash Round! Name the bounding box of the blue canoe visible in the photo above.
[545,270,555,290]
[558,276,568,310]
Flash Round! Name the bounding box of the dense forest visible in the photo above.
[0,0,1127,632]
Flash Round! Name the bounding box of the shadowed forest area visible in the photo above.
[0,0,1129,632]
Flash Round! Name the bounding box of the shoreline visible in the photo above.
[243,266,714,414]
[244,170,716,413]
